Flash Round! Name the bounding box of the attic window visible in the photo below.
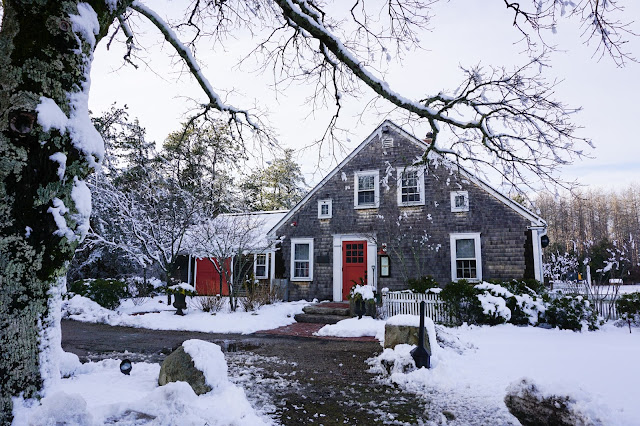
[381,137,394,148]
[450,191,469,212]
[318,199,332,219]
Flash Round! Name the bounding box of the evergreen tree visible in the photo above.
[242,149,306,211]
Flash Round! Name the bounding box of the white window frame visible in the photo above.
[450,233,482,282]
[354,170,380,209]
[291,238,314,281]
[397,166,425,206]
[318,199,333,219]
[254,253,268,279]
[450,191,469,212]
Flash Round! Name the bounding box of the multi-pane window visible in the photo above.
[354,171,379,208]
[450,233,482,282]
[358,175,375,204]
[397,167,424,206]
[318,199,332,219]
[345,243,364,264]
[255,254,267,279]
[291,238,313,280]
[450,191,469,212]
[455,239,476,279]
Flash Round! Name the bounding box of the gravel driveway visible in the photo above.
[62,320,429,425]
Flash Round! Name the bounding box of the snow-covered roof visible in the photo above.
[269,120,546,236]
[222,210,289,249]
[185,210,289,257]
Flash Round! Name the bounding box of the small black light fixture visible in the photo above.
[120,359,132,375]
[540,235,550,248]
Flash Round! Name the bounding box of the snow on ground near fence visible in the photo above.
[13,346,270,425]
[62,295,310,334]
[362,321,640,425]
[317,317,640,424]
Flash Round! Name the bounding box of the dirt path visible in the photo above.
[62,320,428,425]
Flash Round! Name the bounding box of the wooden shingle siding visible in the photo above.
[274,124,538,301]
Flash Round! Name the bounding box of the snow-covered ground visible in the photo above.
[63,295,309,334]
[13,344,271,425]
[318,318,640,425]
[18,296,640,425]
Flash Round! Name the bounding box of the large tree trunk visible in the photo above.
[0,1,122,423]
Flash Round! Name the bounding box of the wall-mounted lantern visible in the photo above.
[540,235,550,248]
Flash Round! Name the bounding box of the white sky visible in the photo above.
[88,1,640,192]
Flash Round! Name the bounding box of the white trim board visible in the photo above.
[332,234,377,302]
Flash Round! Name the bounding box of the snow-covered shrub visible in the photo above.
[441,280,546,326]
[407,275,439,293]
[125,276,162,306]
[615,292,640,332]
[440,280,484,325]
[67,278,129,310]
[350,284,377,317]
[167,282,196,297]
[481,281,547,326]
[543,295,599,331]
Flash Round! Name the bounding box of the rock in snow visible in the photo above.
[158,340,227,395]
[504,378,602,426]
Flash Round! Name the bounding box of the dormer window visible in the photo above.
[451,191,469,212]
[318,199,332,219]
[354,170,380,209]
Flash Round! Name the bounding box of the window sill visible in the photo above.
[354,204,378,210]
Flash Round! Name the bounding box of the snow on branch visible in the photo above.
[503,0,637,66]
[129,1,267,137]
[273,0,592,190]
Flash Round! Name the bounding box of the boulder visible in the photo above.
[384,323,431,352]
[504,379,600,426]
[158,345,211,395]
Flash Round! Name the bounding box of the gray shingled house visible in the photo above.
[267,120,547,302]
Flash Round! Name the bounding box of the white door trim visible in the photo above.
[332,234,377,302]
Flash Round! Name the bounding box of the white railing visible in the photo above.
[381,291,452,323]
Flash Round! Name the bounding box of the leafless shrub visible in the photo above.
[191,295,226,313]
[239,282,284,312]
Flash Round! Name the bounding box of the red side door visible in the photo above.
[195,258,231,296]
[342,241,367,300]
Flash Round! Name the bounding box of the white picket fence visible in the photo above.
[382,289,621,323]
[381,291,452,323]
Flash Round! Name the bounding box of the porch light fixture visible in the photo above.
[540,235,550,248]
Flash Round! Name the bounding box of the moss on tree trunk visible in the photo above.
[0,1,125,423]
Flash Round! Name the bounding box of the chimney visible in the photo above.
[424,132,433,144]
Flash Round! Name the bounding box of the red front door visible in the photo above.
[342,241,367,300]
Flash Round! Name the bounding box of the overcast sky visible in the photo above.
[88,1,640,193]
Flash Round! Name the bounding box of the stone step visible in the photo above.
[294,313,351,325]
[302,305,351,316]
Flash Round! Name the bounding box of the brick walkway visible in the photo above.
[256,322,377,342]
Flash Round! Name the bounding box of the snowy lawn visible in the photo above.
[13,343,271,425]
[318,317,640,425]
[63,295,310,334]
